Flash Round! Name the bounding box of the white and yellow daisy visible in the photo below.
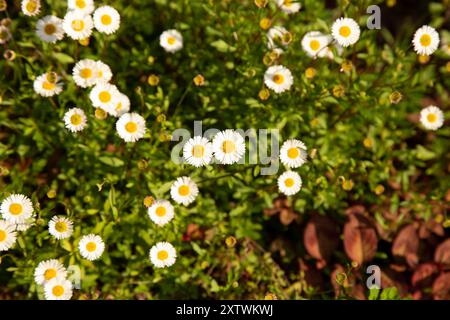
[170,176,199,206]
[420,105,444,131]
[108,93,130,117]
[63,10,93,40]
[1,194,33,224]
[278,171,302,196]
[93,6,120,35]
[183,136,213,167]
[68,0,95,15]
[33,72,63,97]
[94,60,113,84]
[148,200,175,226]
[44,277,73,300]
[212,130,246,165]
[280,139,307,168]
[160,29,183,53]
[15,214,35,232]
[63,108,87,133]
[89,83,119,110]
[116,112,146,142]
[412,25,440,56]
[301,31,333,58]
[36,16,64,43]
[0,220,17,251]
[72,59,98,88]
[264,65,293,94]
[78,234,105,261]
[34,259,67,285]
[21,0,41,17]
[267,26,289,50]
[0,26,12,44]
[276,0,301,14]
[48,216,74,240]
[331,17,360,47]
[149,242,177,268]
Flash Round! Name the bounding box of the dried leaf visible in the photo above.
[411,263,439,288]
[343,213,378,265]
[434,238,450,266]
[432,273,450,300]
[303,215,339,264]
[392,224,419,268]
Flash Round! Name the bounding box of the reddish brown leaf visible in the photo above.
[392,224,419,268]
[432,273,450,300]
[411,263,439,288]
[303,215,339,264]
[343,213,378,265]
[434,238,450,266]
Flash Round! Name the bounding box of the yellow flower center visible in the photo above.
[339,26,351,38]
[155,206,166,217]
[0,230,6,242]
[272,74,284,85]
[80,68,92,79]
[420,34,431,47]
[76,0,86,9]
[9,203,23,215]
[309,39,320,51]
[125,121,138,133]
[284,178,294,188]
[70,114,82,126]
[44,268,57,281]
[44,24,56,35]
[192,145,204,158]
[52,285,64,297]
[287,147,299,159]
[222,140,236,153]
[167,36,176,45]
[42,82,56,90]
[26,1,37,13]
[101,15,112,25]
[71,19,85,32]
[283,0,293,6]
[55,221,68,232]
[427,113,437,123]
[86,241,96,252]
[157,250,168,260]
[99,91,111,103]
[178,185,190,196]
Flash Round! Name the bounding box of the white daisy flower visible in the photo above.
[148,200,175,226]
[0,26,12,45]
[63,11,93,40]
[420,105,444,131]
[412,25,440,56]
[280,139,307,168]
[331,17,360,47]
[160,29,183,53]
[34,259,67,285]
[89,83,120,110]
[15,213,36,232]
[116,112,146,143]
[264,65,293,94]
[278,171,302,196]
[93,6,120,35]
[0,220,17,251]
[149,242,177,268]
[1,194,33,224]
[107,93,130,117]
[78,234,105,261]
[33,72,63,97]
[276,0,301,14]
[72,59,98,88]
[63,108,87,133]
[301,31,333,58]
[212,130,246,165]
[170,176,199,206]
[21,0,41,17]
[48,216,74,240]
[183,136,213,167]
[68,0,95,15]
[44,277,73,300]
[267,26,289,50]
[36,16,64,43]
[94,60,113,84]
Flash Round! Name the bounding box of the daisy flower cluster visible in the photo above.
[34,259,73,300]
[0,194,35,247]
[277,139,308,196]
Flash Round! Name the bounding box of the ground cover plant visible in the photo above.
[0,0,449,300]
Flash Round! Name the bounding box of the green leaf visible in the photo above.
[99,156,125,167]
[52,52,75,64]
